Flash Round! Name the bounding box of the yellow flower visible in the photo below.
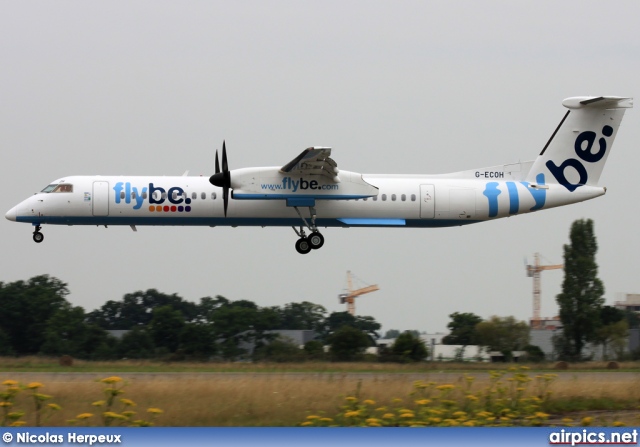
[103,412,127,420]
[463,420,476,427]
[92,400,105,407]
[382,413,395,419]
[306,415,320,420]
[147,408,164,414]
[27,382,44,389]
[415,399,431,405]
[400,413,415,418]
[122,411,136,418]
[2,380,18,386]
[10,421,26,427]
[436,384,455,391]
[366,418,381,424]
[320,418,333,423]
[344,410,360,418]
[77,413,93,420]
[120,398,136,407]
[100,376,123,384]
[0,402,12,407]
[466,395,479,401]
[581,416,594,426]
[47,403,62,411]
[363,399,376,406]
[300,421,313,426]
[613,421,626,427]
[345,396,358,402]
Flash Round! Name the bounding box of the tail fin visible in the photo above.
[525,96,633,191]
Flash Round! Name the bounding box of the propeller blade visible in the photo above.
[209,140,231,217]
[222,140,228,172]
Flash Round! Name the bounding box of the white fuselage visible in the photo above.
[5,167,605,229]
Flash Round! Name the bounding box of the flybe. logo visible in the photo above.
[546,125,613,192]
[113,182,192,212]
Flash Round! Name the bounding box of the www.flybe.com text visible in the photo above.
[261,177,339,192]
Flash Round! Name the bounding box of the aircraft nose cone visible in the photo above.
[5,206,17,222]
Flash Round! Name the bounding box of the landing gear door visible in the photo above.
[93,181,109,216]
[420,184,435,218]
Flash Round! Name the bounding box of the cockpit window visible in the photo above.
[41,184,57,193]
[52,184,73,193]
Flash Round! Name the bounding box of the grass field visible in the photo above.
[1,358,640,427]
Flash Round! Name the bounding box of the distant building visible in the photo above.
[615,293,640,312]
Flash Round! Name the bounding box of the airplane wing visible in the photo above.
[280,147,340,182]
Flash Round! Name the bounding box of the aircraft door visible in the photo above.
[419,184,435,218]
[92,181,109,216]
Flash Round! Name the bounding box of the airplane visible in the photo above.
[5,96,633,254]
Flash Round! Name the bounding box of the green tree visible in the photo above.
[388,331,428,362]
[475,315,529,360]
[0,275,70,355]
[327,326,370,361]
[148,305,186,353]
[117,327,155,359]
[41,305,115,359]
[556,219,605,361]
[442,312,482,346]
[278,301,326,331]
[595,306,626,360]
[319,312,381,342]
[303,340,325,360]
[383,329,401,339]
[253,336,306,362]
[179,323,217,359]
[87,289,198,329]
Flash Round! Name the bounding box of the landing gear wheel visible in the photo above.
[295,238,312,255]
[308,232,324,250]
[33,232,44,243]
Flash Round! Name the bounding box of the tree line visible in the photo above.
[0,275,425,362]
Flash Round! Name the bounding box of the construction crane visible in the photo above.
[526,253,563,329]
[338,270,379,315]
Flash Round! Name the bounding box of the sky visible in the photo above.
[1,1,639,334]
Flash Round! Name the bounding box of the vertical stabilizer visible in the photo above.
[525,96,632,191]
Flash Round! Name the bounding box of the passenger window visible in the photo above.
[373,196,378,201]
[201,192,206,200]
[192,192,197,200]
[212,192,217,200]
[411,194,416,201]
[172,191,178,201]
[153,191,160,201]
[382,194,387,201]
[162,192,167,200]
[131,192,136,199]
[401,194,406,201]
[391,194,396,201]
[120,192,125,200]
[142,192,148,199]
[363,197,368,201]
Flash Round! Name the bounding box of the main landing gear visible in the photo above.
[292,206,324,254]
[33,225,44,243]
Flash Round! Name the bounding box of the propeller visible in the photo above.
[209,140,231,216]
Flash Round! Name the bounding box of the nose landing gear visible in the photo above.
[32,225,44,243]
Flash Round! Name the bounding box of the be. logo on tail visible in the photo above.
[546,125,613,192]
